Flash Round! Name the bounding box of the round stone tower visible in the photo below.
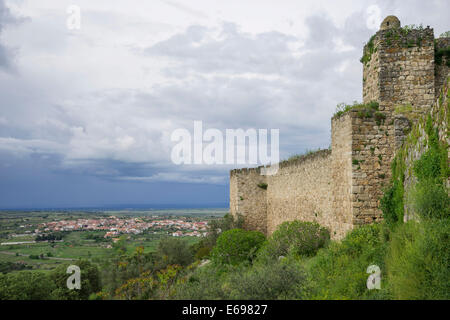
[363,15,435,116]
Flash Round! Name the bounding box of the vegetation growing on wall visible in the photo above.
[287,148,326,162]
[360,24,424,65]
[410,115,449,220]
[333,101,380,119]
[394,103,413,115]
[381,77,449,228]
[435,45,450,67]
[257,183,268,190]
[400,24,425,34]
[380,148,406,228]
[360,34,377,65]
[394,103,419,122]
[385,24,426,47]
[361,25,428,65]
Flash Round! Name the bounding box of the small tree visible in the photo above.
[211,229,265,265]
[202,213,245,248]
[0,271,56,300]
[190,213,244,260]
[227,259,308,300]
[50,259,101,300]
[155,238,194,270]
[261,220,330,260]
[112,235,128,255]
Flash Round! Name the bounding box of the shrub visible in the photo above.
[307,223,390,299]
[50,259,101,300]
[380,181,404,228]
[410,117,449,220]
[0,261,31,274]
[194,246,211,260]
[0,271,56,300]
[227,258,308,300]
[155,238,194,269]
[333,101,379,118]
[413,143,447,183]
[100,249,156,298]
[260,221,330,261]
[172,264,230,300]
[380,148,406,228]
[387,219,450,299]
[200,213,244,250]
[411,180,449,220]
[211,229,265,266]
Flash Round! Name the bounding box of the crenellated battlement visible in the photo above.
[230,149,331,175]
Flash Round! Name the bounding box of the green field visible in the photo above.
[0,209,225,272]
[1,231,201,271]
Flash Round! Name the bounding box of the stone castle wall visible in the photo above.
[329,114,354,239]
[362,36,382,103]
[230,167,267,234]
[348,110,392,227]
[230,18,449,240]
[265,150,332,235]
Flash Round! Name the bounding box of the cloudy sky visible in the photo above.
[0,0,449,209]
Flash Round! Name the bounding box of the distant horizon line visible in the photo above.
[0,203,228,211]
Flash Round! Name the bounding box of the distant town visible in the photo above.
[15,216,209,241]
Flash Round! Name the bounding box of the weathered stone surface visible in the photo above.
[380,16,401,30]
